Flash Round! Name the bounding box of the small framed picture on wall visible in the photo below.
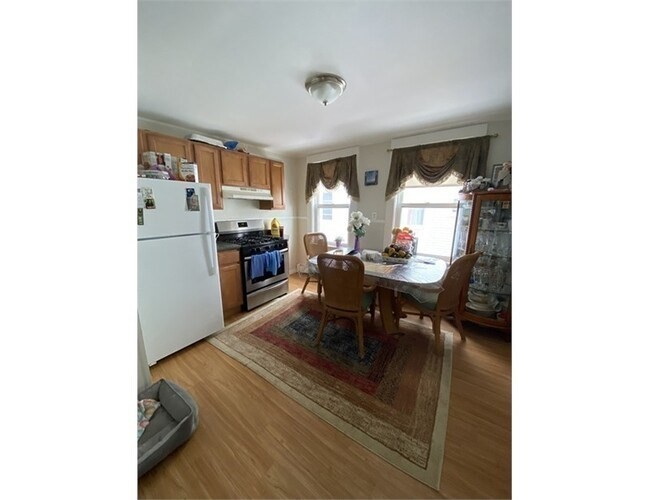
[364,170,378,186]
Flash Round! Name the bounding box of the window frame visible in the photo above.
[310,181,354,247]
[393,177,462,263]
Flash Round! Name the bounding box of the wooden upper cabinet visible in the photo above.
[220,150,249,187]
[260,161,285,210]
[248,156,271,189]
[192,142,224,210]
[144,130,194,162]
[138,129,281,211]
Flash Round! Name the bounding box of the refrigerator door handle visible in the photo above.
[207,231,217,276]
[200,184,218,275]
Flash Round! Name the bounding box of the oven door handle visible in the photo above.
[244,248,288,262]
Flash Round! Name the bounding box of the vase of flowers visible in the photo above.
[353,235,361,252]
[348,211,371,253]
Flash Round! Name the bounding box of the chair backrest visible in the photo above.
[317,254,365,313]
[304,232,329,258]
[437,252,482,313]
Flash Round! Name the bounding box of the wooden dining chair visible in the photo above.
[301,232,329,301]
[315,254,376,359]
[398,252,481,346]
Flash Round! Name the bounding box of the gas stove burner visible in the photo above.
[216,220,287,256]
[239,236,277,245]
[220,235,281,247]
[218,232,288,258]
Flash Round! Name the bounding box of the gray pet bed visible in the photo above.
[138,379,199,477]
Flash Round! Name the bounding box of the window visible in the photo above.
[407,209,424,226]
[313,182,351,244]
[395,175,462,261]
[321,191,333,220]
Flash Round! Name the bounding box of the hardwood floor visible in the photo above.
[138,273,511,499]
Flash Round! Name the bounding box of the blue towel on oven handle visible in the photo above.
[265,250,278,276]
[277,251,283,270]
[250,253,266,280]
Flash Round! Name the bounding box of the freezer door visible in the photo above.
[138,234,225,364]
[138,178,215,239]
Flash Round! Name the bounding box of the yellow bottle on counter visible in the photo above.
[271,218,281,238]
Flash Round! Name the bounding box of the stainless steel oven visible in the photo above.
[243,247,289,310]
[216,219,289,311]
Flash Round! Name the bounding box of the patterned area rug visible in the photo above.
[207,290,453,490]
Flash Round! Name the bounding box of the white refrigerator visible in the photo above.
[137,178,224,365]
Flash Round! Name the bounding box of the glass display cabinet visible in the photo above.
[451,189,512,334]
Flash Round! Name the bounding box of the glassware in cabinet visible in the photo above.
[454,190,512,333]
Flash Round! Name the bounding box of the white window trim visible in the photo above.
[310,182,357,247]
[396,197,458,214]
[394,192,459,262]
[307,146,360,245]
[384,195,398,249]
[390,179,462,263]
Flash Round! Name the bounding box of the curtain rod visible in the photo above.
[386,133,499,152]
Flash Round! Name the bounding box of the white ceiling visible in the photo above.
[138,1,511,158]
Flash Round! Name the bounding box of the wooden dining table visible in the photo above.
[309,249,447,335]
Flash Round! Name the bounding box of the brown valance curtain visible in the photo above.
[385,135,491,200]
[305,154,360,203]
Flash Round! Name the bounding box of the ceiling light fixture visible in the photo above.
[305,73,347,106]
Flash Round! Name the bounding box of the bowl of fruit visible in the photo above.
[382,244,413,264]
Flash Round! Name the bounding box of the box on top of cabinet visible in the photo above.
[177,162,199,182]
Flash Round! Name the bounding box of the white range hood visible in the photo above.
[222,185,273,201]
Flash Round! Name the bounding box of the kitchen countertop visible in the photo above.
[216,241,241,252]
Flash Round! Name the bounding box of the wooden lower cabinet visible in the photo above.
[192,142,223,209]
[218,250,243,319]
